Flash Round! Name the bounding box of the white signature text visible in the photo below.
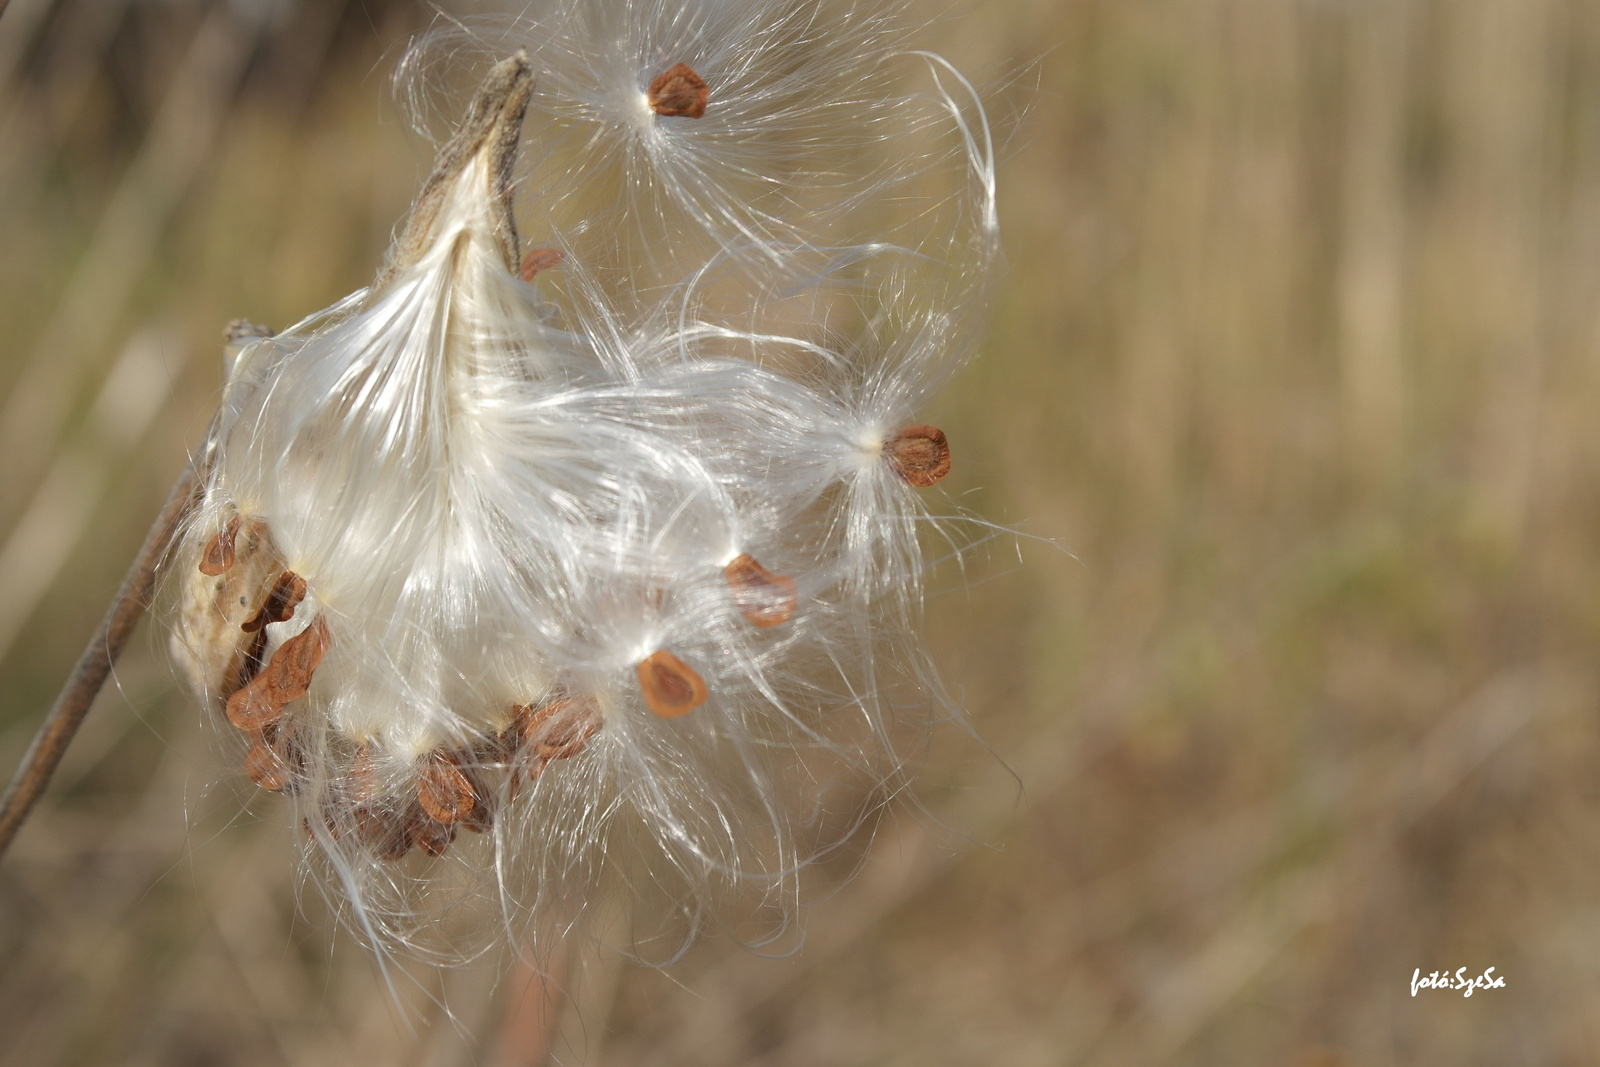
[1411,967,1505,997]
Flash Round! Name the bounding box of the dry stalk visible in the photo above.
[0,464,199,858]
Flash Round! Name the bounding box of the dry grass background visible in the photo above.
[2,0,1599,1063]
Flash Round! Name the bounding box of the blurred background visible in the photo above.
[1,0,1598,1062]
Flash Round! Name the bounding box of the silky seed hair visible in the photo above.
[167,0,1000,964]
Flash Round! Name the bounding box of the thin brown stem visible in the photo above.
[0,463,199,859]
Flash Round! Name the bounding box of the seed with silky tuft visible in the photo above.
[242,571,306,634]
[647,62,710,118]
[637,650,708,718]
[885,425,951,487]
[725,554,798,627]
[244,736,290,791]
[518,248,565,281]
[199,516,242,576]
[410,809,458,856]
[225,616,331,730]
[417,754,477,824]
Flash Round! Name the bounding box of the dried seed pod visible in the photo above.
[416,754,477,824]
[518,247,565,281]
[199,516,242,576]
[647,62,710,118]
[637,650,708,718]
[173,516,286,701]
[724,554,798,627]
[884,425,951,487]
[379,52,532,283]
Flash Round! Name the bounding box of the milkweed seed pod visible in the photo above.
[169,0,998,962]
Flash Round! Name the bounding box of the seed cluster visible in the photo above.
[167,0,995,956]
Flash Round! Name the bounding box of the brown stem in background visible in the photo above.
[0,464,199,859]
[0,2,12,26]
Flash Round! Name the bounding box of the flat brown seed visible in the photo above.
[724,554,798,627]
[410,812,457,857]
[226,674,283,731]
[199,516,242,576]
[264,617,330,705]
[416,755,476,823]
[244,738,290,791]
[884,425,951,487]
[377,816,414,861]
[511,696,601,761]
[647,62,709,118]
[345,746,375,805]
[518,247,565,281]
[242,571,307,633]
[460,766,496,833]
[637,650,708,718]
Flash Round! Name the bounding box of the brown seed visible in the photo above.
[409,811,457,857]
[518,247,565,281]
[637,650,708,718]
[199,516,242,576]
[884,425,951,487]
[724,554,798,627]
[226,673,283,731]
[224,616,329,729]
[647,62,710,118]
[459,765,496,833]
[375,814,415,861]
[351,802,415,860]
[345,745,375,805]
[353,805,387,847]
[236,568,308,690]
[507,697,601,761]
[244,737,290,791]
[416,754,477,824]
[241,571,307,633]
[264,617,331,705]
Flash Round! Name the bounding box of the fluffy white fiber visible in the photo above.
[167,0,1000,964]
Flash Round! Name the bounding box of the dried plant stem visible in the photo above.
[0,464,199,859]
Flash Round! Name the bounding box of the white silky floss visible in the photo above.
[168,0,1000,961]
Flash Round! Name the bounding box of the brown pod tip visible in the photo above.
[724,554,798,627]
[518,248,565,281]
[885,425,951,487]
[416,754,477,824]
[637,650,708,718]
[198,515,242,576]
[647,62,709,118]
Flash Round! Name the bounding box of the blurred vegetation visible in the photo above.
[3,0,1600,1063]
